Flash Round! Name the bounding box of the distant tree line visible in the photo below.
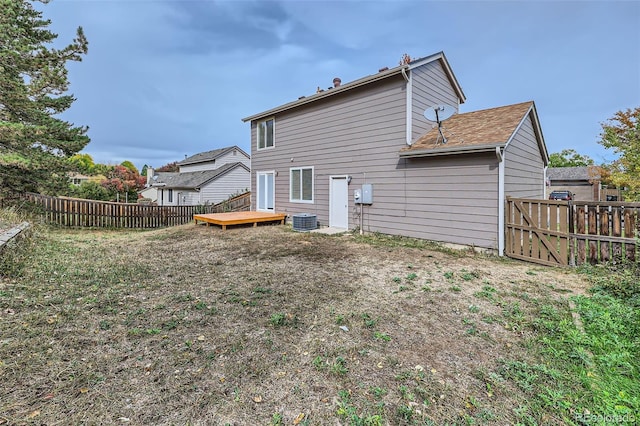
[66,155,182,203]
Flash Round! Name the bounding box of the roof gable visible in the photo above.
[400,101,547,164]
[178,146,249,166]
[241,51,464,123]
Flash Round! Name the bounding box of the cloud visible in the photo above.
[37,0,640,168]
[162,1,296,54]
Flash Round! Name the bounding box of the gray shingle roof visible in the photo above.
[547,166,600,181]
[177,146,249,166]
[151,162,248,189]
[147,171,178,185]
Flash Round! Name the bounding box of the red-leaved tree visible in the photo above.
[101,165,146,202]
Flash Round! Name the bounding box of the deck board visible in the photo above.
[194,211,286,230]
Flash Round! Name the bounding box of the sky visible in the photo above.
[41,0,640,171]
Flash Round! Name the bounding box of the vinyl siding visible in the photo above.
[157,188,184,206]
[181,161,216,173]
[199,166,250,204]
[374,153,500,249]
[250,76,407,229]
[250,72,501,249]
[139,187,158,202]
[411,60,461,142]
[504,114,545,198]
[179,190,200,206]
[180,150,251,173]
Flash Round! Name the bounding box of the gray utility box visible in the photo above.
[355,184,373,205]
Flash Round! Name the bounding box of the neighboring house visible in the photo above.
[242,52,549,254]
[68,173,90,186]
[546,166,621,201]
[139,172,177,203]
[177,145,250,172]
[145,146,250,206]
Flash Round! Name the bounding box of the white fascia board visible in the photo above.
[504,104,532,150]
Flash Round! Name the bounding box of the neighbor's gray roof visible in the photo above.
[547,166,600,181]
[149,171,179,183]
[241,51,465,122]
[151,162,249,189]
[177,146,249,166]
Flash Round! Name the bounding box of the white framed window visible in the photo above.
[168,189,173,203]
[290,167,314,203]
[256,171,275,211]
[257,118,275,150]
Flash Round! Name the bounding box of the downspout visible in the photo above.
[401,67,409,82]
[497,147,505,256]
[402,66,412,146]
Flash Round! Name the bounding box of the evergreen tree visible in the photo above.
[0,0,89,197]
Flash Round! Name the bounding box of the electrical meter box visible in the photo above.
[361,184,373,204]
[354,189,361,203]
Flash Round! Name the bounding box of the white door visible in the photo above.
[257,172,274,211]
[330,176,348,229]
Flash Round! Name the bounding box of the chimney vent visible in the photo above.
[378,67,389,72]
[332,77,341,88]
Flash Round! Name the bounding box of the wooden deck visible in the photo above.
[194,211,287,230]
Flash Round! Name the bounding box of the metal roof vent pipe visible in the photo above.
[333,77,341,88]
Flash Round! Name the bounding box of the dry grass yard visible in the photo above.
[0,223,592,425]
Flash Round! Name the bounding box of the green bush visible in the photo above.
[582,263,640,306]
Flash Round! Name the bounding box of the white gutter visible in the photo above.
[399,143,506,158]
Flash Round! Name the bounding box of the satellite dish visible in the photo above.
[423,104,456,144]
[423,104,456,122]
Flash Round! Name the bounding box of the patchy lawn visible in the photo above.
[0,223,590,425]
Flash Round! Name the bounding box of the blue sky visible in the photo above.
[42,0,640,170]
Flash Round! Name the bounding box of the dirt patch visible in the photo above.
[0,224,589,425]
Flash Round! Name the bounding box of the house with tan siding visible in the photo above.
[242,52,548,254]
[146,146,250,206]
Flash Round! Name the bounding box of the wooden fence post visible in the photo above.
[624,208,636,261]
[599,207,610,262]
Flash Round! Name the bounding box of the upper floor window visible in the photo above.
[290,167,313,203]
[257,118,274,150]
